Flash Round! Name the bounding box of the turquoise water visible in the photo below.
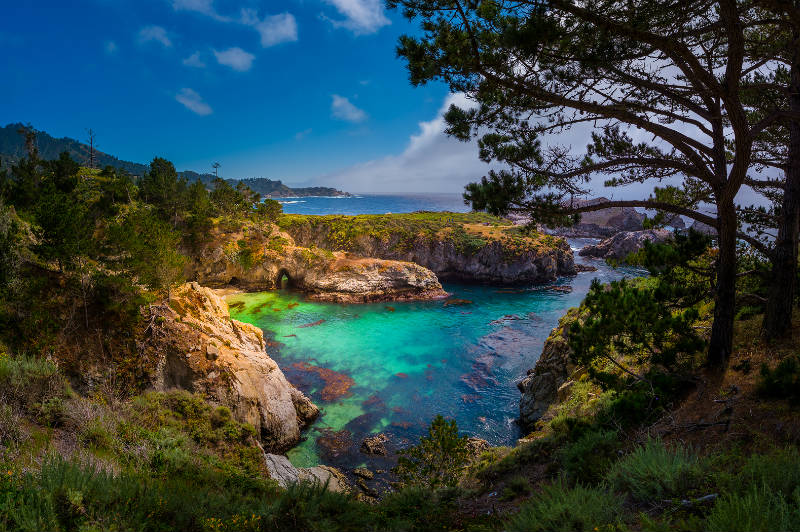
[227,239,644,472]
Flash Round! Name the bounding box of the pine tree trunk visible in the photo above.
[708,200,737,367]
[763,36,800,339]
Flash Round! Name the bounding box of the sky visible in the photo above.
[0,0,503,193]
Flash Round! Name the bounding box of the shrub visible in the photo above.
[605,438,702,502]
[735,447,800,496]
[557,429,620,484]
[393,415,470,489]
[505,479,623,532]
[757,355,800,403]
[500,475,531,501]
[706,485,800,532]
[0,355,69,415]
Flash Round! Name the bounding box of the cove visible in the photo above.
[227,239,644,473]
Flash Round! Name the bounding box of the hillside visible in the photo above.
[0,123,349,197]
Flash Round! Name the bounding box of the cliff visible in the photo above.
[517,308,583,431]
[185,221,447,303]
[139,282,318,452]
[277,212,575,284]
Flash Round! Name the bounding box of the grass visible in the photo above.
[605,439,702,502]
[505,479,624,532]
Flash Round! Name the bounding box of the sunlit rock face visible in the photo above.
[184,223,447,302]
[139,282,318,452]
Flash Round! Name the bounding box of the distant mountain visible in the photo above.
[0,123,349,198]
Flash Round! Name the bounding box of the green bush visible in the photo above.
[505,479,623,532]
[735,447,800,496]
[605,439,702,502]
[706,485,800,532]
[558,429,620,484]
[393,415,470,489]
[757,355,800,403]
[500,475,531,501]
[0,355,69,415]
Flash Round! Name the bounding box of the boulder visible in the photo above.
[141,282,318,452]
[263,453,350,493]
[578,229,672,261]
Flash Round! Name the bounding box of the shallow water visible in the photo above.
[227,239,644,473]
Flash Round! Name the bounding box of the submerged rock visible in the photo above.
[141,282,318,452]
[290,361,355,402]
[263,453,350,493]
[579,229,672,262]
[360,433,389,456]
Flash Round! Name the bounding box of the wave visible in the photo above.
[279,200,306,205]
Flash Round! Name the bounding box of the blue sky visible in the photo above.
[1,0,499,192]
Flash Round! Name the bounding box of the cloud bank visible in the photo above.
[317,93,497,193]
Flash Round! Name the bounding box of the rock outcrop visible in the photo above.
[263,453,350,492]
[544,197,647,238]
[279,214,575,284]
[578,229,672,261]
[518,308,582,431]
[186,223,447,303]
[140,282,318,452]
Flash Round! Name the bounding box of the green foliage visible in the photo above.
[254,199,283,222]
[706,486,800,532]
[569,233,709,412]
[500,475,531,501]
[0,355,70,420]
[557,428,620,484]
[110,206,186,297]
[733,447,800,496]
[138,157,187,223]
[757,355,800,403]
[605,439,702,502]
[393,415,470,489]
[0,201,24,293]
[505,479,624,532]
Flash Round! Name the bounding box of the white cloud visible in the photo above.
[213,47,255,71]
[183,51,206,67]
[138,25,172,47]
[104,41,117,55]
[323,0,390,35]
[175,88,212,115]
[171,0,231,21]
[240,10,298,47]
[171,0,298,47]
[331,95,367,122]
[295,128,313,140]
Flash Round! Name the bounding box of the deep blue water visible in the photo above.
[277,193,470,215]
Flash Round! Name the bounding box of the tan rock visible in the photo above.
[263,453,350,493]
[141,282,318,452]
